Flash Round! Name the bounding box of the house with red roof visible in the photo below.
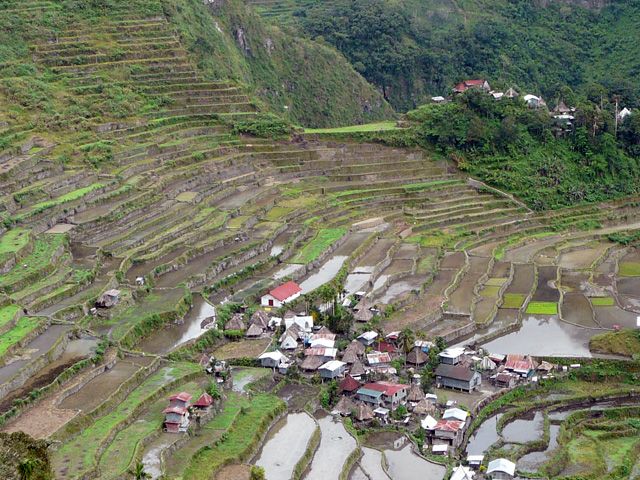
[339,374,362,394]
[261,281,302,308]
[453,79,491,94]
[429,419,467,447]
[504,354,537,377]
[193,393,214,411]
[356,382,408,409]
[164,392,192,433]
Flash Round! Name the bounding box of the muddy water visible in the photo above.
[377,276,424,304]
[507,263,535,294]
[384,445,446,480]
[345,273,372,295]
[466,413,503,456]
[562,294,598,328]
[617,277,640,296]
[274,263,304,280]
[502,411,544,443]
[518,424,560,471]
[532,266,559,302]
[481,315,595,356]
[447,278,477,315]
[593,305,638,329]
[305,416,357,480]
[504,235,563,263]
[300,256,348,293]
[558,243,611,270]
[125,247,187,283]
[142,433,179,480]
[356,447,390,480]
[59,359,142,411]
[357,239,395,269]
[0,325,72,385]
[254,412,316,480]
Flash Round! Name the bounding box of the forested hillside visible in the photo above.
[249,0,640,111]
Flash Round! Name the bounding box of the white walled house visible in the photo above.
[261,281,302,308]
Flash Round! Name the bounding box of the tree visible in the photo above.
[398,328,415,365]
[130,462,149,480]
[251,466,266,480]
[18,459,39,480]
[207,381,222,400]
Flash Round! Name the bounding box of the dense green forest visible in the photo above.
[404,90,640,209]
[263,0,640,111]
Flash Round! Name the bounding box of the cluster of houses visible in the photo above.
[162,391,214,433]
[434,78,634,137]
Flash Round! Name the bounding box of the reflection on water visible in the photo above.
[466,413,503,456]
[501,411,544,444]
[300,256,348,293]
[482,315,595,356]
[518,424,560,471]
[384,445,446,480]
[305,416,357,480]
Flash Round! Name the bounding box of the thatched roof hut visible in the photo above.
[332,396,356,416]
[250,309,270,329]
[245,323,263,338]
[406,384,425,403]
[354,402,374,422]
[349,359,366,378]
[301,355,324,371]
[342,348,359,364]
[406,348,428,366]
[224,313,245,331]
[413,399,437,415]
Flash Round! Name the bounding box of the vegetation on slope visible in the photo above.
[273,0,640,111]
[590,330,640,358]
[0,431,52,480]
[163,0,394,127]
[405,90,640,210]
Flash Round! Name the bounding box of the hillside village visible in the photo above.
[0,1,639,480]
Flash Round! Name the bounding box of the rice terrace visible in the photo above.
[0,0,640,479]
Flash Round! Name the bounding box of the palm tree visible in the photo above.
[399,328,415,366]
[130,462,149,480]
[18,459,38,480]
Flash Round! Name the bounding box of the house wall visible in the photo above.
[438,376,473,391]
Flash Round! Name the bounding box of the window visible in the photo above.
[268,299,274,306]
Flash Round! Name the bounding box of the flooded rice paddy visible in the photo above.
[137,295,215,354]
[481,315,595,356]
[254,412,316,480]
[384,445,446,480]
[305,415,357,480]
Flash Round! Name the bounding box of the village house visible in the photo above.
[224,313,245,331]
[487,458,516,479]
[451,464,475,480]
[250,309,270,330]
[366,351,392,367]
[406,347,428,366]
[304,347,337,362]
[301,355,325,372]
[494,372,518,389]
[332,395,357,416]
[443,407,469,423]
[453,79,491,94]
[245,323,263,338]
[429,418,466,448]
[435,364,482,392]
[349,359,366,379]
[192,393,214,413]
[279,334,298,350]
[339,374,362,394]
[439,347,465,365]
[356,382,408,409]
[163,392,192,433]
[258,350,288,368]
[309,337,335,349]
[504,354,537,377]
[261,280,302,308]
[357,331,378,346]
[319,360,347,380]
[285,314,314,332]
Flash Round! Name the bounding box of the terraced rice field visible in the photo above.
[1,1,640,478]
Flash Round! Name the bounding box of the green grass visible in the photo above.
[0,317,42,359]
[590,296,615,307]
[525,301,558,315]
[0,235,66,292]
[0,228,30,256]
[618,262,640,277]
[182,393,284,480]
[480,285,501,298]
[291,227,347,264]
[502,293,526,309]
[12,183,105,222]
[590,329,640,357]
[227,215,249,229]
[54,362,200,479]
[99,380,204,480]
[0,304,21,331]
[265,205,294,221]
[303,121,397,134]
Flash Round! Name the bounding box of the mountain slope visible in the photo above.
[247,0,640,111]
